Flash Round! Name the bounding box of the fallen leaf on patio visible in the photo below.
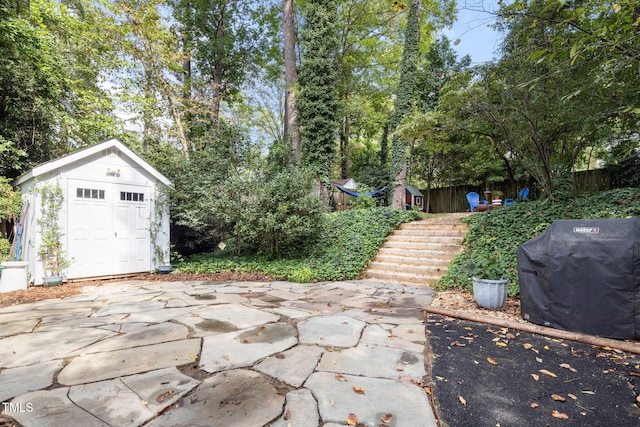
[629,372,640,377]
[523,343,533,350]
[347,413,358,426]
[459,395,467,405]
[141,400,148,406]
[496,341,507,347]
[284,409,291,420]
[221,355,230,361]
[536,357,543,363]
[396,367,404,371]
[539,369,557,378]
[487,358,498,365]
[492,337,500,342]
[581,390,595,395]
[551,394,566,402]
[464,327,473,331]
[335,373,347,382]
[602,346,613,351]
[544,345,549,350]
[568,393,577,400]
[330,399,335,406]
[551,410,569,419]
[424,386,431,394]
[156,390,174,403]
[530,402,539,408]
[353,386,365,395]
[450,341,466,347]
[506,333,516,339]
[381,413,393,423]
[189,354,198,360]
[636,395,640,403]
[531,374,540,381]
[559,363,577,372]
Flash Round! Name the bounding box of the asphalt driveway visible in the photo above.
[427,314,640,427]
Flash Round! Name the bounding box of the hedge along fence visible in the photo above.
[421,169,613,214]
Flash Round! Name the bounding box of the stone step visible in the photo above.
[385,234,465,244]
[375,247,458,260]
[373,255,452,267]
[380,241,464,252]
[362,270,441,286]
[399,222,469,231]
[365,262,448,276]
[363,213,469,287]
[393,228,467,237]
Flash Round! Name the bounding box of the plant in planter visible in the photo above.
[492,190,503,205]
[468,252,509,310]
[37,182,72,286]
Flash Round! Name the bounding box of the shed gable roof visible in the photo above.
[406,185,423,197]
[14,138,172,187]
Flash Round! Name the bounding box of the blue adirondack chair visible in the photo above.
[503,187,529,206]
[466,192,483,212]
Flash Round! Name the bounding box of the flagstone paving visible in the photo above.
[0,279,437,427]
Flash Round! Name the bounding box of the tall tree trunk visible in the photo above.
[142,66,154,148]
[340,101,350,178]
[211,14,225,132]
[390,0,421,209]
[182,2,193,144]
[283,0,301,164]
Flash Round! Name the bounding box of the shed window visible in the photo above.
[76,188,105,199]
[120,192,144,202]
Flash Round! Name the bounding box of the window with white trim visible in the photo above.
[76,188,105,199]
[120,191,144,202]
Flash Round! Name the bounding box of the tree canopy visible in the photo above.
[1,0,639,254]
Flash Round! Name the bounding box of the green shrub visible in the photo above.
[438,188,640,296]
[177,207,419,282]
[0,238,10,262]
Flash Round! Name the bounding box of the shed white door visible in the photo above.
[67,180,151,278]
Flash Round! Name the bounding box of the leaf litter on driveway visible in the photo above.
[427,315,640,426]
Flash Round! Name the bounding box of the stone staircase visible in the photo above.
[363,213,471,286]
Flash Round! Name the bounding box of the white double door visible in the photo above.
[67,179,151,279]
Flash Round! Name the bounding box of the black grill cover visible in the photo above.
[517,217,640,339]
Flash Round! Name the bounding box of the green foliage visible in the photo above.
[389,0,421,194]
[0,14,66,177]
[466,252,509,281]
[0,237,10,262]
[177,207,419,282]
[36,181,71,275]
[349,195,377,210]
[0,177,22,222]
[438,188,640,296]
[297,0,341,183]
[214,167,328,256]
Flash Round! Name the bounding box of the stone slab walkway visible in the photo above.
[0,280,437,427]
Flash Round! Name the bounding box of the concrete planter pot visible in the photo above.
[472,277,509,310]
[158,265,173,274]
[0,261,29,292]
[43,276,64,287]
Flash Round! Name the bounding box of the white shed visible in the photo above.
[14,138,172,285]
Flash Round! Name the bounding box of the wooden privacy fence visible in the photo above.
[422,169,612,213]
